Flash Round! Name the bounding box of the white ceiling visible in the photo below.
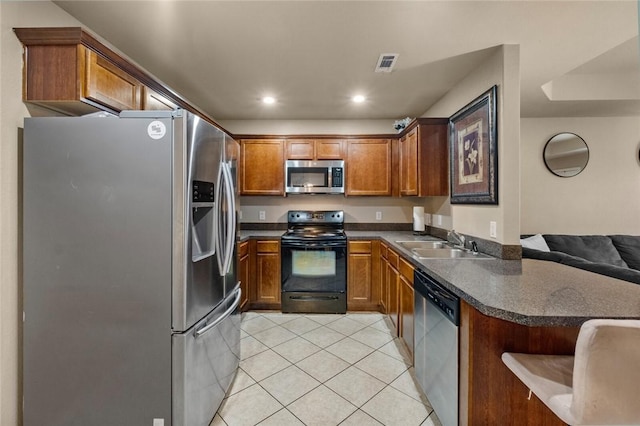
[53,0,640,121]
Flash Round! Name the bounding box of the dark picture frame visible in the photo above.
[449,85,498,204]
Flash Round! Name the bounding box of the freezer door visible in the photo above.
[173,286,242,426]
[173,112,228,332]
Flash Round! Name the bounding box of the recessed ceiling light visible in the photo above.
[262,96,276,104]
[352,95,366,103]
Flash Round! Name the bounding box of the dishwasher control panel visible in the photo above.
[414,269,460,326]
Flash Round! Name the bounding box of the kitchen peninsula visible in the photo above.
[240,229,640,425]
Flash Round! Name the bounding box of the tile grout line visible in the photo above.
[219,312,436,426]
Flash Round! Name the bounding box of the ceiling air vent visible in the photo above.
[375,53,399,73]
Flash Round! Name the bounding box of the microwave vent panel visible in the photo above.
[375,53,399,73]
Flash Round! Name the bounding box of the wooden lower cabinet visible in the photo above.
[238,240,250,312]
[386,249,400,332]
[250,239,281,309]
[379,242,389,313]
[460,300,579,425]
[398,257,415,358]
[347,240,380,311]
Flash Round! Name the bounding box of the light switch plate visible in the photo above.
[490,221,497,238]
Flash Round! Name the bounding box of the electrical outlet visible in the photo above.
[259,211,266,221]
[490,221,497,238]
[375,211,382,221]
[238,210,243,220]
[425,213,431,225]
[437,215,442,226]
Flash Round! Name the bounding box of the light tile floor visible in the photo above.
[212,311,442,426]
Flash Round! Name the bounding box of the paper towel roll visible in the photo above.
[413,206,425,232]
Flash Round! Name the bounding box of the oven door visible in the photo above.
[281,240,347,313]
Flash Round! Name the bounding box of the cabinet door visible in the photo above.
[387,249,400,332]
[238,241,250,311]
[253,240,281,307]
[399,258,415,358]
[84,50,142,111]
[286,139,315,159]
[142,87,178,111]
[286,139,344,160]
[379,243,389,314]
[240,140,285,195]
[418,123,449,196]
[346,139,392,196]
[316,140,344,159]
[347,241,372,310]
[400,128,419,196]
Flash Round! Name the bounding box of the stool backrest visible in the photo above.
[571,319,640,424]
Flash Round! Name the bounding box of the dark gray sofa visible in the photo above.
[521,235,640,285]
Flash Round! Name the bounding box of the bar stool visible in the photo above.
[502,319,640,425]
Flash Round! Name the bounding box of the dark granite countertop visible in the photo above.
[239,229,640,326]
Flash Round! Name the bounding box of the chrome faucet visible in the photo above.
[447,229,466,248]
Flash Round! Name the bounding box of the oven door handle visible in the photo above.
[281,240,346,248]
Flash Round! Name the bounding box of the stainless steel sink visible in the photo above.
[412,248,493,259]
[396,240,449,250]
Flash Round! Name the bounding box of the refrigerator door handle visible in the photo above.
[221,162,236,276]
[213,164,225,272]
[195,286,241,338]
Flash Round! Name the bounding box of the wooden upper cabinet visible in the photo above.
[13,27,223,121]
[399,119,449,197]
[15,29,143,115]
[346,139,392,196]
[84,49,142,111]
[142,87,178,111]
[400,128,419,196]
[315,140,344,159]
[286,139,344,160]
[240,139,285,195]
[286,139,314,159]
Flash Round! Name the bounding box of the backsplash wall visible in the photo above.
[239,196,453,227]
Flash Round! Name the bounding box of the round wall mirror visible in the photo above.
[543,132,589,177]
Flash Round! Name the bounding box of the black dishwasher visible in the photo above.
[414,269,460,426]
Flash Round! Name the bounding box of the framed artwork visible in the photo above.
[449,85,498,204]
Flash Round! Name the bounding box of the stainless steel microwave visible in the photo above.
[285,160,345,194]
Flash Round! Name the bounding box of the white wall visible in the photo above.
[241,195,423,224]
[1,2,85,424]
[421,45,521,245]
[521,117,640,235]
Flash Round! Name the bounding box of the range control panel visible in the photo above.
[287,210,344,224]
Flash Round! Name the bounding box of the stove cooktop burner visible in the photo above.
[282,228,346,240]
[282,210,346,241]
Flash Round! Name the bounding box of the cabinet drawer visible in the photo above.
[238,241,249,257]
[399,258,414,284]
[380,242,388,259]
[256,240,279,253]
[387,249,399,269]
[349,240,372,254]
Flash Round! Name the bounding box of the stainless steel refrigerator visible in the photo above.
[22,110,240,426]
